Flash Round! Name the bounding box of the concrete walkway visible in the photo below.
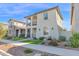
[1,40,79,56]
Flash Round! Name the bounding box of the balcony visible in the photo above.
[27,15,37,26]
[27,20,37,26]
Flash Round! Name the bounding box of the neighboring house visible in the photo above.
[24,6,64,39]
[8,19,26,37]
[71,3,79,32]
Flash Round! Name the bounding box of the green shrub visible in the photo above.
[3,31,8,39]
[24,49,33,54]
[47,37,52,40]
[59,36,66,42]
[33,37,38,40]
[6,36,13,39]
[0,23,8,39]
[13,36,23,41]
[70,32,79,48]
[41,42,45,44]
[19,34,25,38]
[39,37,44,40]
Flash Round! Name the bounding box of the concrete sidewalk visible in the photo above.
[0,50,12,56]
[1,40,79,56]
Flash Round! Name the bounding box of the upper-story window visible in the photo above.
[43,13,48,20]
[27,19,31,26]
[27,17,31,26]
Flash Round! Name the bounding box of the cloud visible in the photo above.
[5,8,30,15]
[0,4,31,16]
[0,3,52,18]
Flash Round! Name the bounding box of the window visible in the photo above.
[32,28,36,38]
[27,19,31,26]
[43,27,48,35]
[43,13,48,20]
[27,17,31,26]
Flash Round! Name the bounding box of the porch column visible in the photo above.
[12,26,15,37]
[25,28,27,38]
[30,17,33,39]
[14,29,16,37]
[25,18,28,38]
[30,28,32,39]
[18,29,21,37]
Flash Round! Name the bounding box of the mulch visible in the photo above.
[0,42,27,56]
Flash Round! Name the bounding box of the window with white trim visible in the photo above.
[43,13,48,20]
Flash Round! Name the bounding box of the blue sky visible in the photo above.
[0,3,71,30]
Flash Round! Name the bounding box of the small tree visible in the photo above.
[0,23,7,39]
[70,32,79,48]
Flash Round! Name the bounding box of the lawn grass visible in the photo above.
[13,36,25,41]
[21,40,43,44]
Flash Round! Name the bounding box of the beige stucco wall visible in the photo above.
[71,4,79,32]
[56,10,63,29]
[13,22,26,28]
[25,9,64,40]
[35,9,61,39]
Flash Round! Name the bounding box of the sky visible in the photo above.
[0,3,71,30]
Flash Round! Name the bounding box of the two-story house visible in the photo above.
[71,3,79,32]
[24,6,64,39]
[8,19,26,37]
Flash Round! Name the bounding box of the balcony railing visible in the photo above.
[27,19,37,26]
[27,22,37,26]
[32,22,37,26]
[27,23,31,26]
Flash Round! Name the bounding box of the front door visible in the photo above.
[16,30,19,36]
[27,28,31,38]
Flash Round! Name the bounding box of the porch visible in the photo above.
[15,29,25,37]
[26,28,37,39]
